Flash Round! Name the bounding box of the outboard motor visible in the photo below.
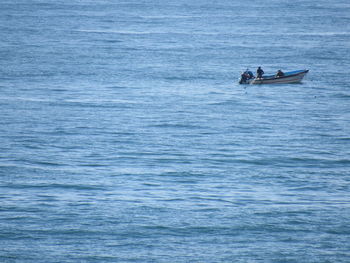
[239,73,248,84]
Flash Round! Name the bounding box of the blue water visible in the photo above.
[1,0,350,262]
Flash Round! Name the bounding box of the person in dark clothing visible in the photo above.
[275,69,284,77]
[257,66,264,78]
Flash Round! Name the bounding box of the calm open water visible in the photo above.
[1,0,350,262]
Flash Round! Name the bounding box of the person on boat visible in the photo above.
[257,66,264,79]
[275,69,284,78]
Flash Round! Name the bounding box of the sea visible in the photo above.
[1,0,350,262]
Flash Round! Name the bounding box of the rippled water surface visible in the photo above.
[1,0,350,262]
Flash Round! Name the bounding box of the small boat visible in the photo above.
[239,69,309,84]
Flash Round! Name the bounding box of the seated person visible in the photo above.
[276,70,284,77]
